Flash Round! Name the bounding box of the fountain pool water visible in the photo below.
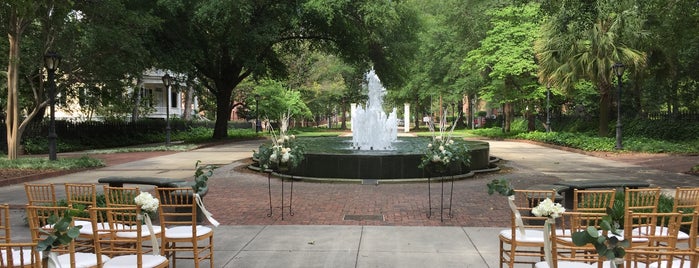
[279,137,494,180]
[351,70,397,150]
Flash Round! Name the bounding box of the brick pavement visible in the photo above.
[202,159,559,227]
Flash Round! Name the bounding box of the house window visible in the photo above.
[170,91,177,108]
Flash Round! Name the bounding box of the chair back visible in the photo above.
[573,189,616,213]
[0,242,40,268]
[103,186,140,207]
[624,248,698,268]
[24,183,57,206]
[0,204,9,244]
[89,207,145,262]
[624,188,661,216]
[25,205,79,265]
[545,212,607,268]
[156,187,199,227]
[624,211,683,248]
[674,187,699,230]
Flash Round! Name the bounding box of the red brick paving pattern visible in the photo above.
[203,161,517,227]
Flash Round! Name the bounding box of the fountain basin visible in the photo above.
[274,137,491,180]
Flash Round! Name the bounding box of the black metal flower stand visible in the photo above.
[267,168,294,220]
[426,169,454,222]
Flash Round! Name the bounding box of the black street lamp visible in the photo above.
[612,62,625,150]
[162,73,173,146]
[255,94,261,133]
[44,52,61,161]
[546,83,551,133]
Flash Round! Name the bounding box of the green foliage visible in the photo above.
[37,210,83,252]
[487,179,514,196]
[624,119,699,142]
[192,160,217,194]
[0,155,104,170]
[571,208,630,263]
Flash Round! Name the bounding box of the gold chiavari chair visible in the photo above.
[90,206,168,268]
[156,187,214,268]
[499,189,557,268]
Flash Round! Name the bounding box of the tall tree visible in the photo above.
[536,0,646,137]
[463,2,542,132]
[151,0,419,139]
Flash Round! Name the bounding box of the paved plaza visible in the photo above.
[2,139,697,267]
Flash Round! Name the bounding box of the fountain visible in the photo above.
[252,70,496,181]
[351,70,398,150]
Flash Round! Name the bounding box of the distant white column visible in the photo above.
[350,103,357,133]
[404,103,410,133]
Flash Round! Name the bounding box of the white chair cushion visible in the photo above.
[57,252,110,268]
[648,260,692,268]
[634,226,690,240]
[601,260,652,268]
[165,225,213,239]
[1,249,34,266]
[79,222,118,235]
[115,225,163,238]
[499,228,545,243]
[103,254,168,268]
[535,261,597,268]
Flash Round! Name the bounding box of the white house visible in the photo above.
[53,69,199,121]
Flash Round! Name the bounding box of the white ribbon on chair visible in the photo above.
[507,195,526,236]
[543,218,554,268]
[143,214,160,255]
[194,193,219,227]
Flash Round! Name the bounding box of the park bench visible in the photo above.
[98,176,208,197]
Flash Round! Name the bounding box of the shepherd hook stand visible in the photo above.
[427,175,454,222]
[267,171,294,220]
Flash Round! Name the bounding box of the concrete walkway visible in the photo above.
[2,138,697,267]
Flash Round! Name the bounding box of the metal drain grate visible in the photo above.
[362,179,378,185]
[343,214,384,221]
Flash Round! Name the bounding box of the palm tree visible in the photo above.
[536,6,646,137]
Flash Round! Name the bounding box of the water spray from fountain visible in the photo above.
[351,69,398,150]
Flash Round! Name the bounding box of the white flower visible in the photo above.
[281,152,290,163]
[134,192,159,214]
[290,135,296,139]
[270,153,278,162]
[427,143,432,148]
[283,135,290,141]
[439,146,445,152]
[449,140,454,145]
[431,155,441,163]
[276,138,284,144]
[531,198,565,218]
[435,136,442,141]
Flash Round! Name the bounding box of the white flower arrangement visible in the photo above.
[134,192,160,214]
[254,110,304,171]
[531,198,565,218]
[418,115,469,174]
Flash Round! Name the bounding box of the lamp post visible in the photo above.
[546,84,551,133]
[254,94,261,133]
[161,73,173,146]
[44,52,61,161]
[612,62,625,150]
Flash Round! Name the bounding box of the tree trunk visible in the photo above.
[504,103,512,132]
[131,78,143,123]
[412,97,421,130]
[184,84,194,121]
[598,82,611,137]
[340,99,347,130]
[6,11,23,160]
[526,108,535,132]
[212,87,233,139]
